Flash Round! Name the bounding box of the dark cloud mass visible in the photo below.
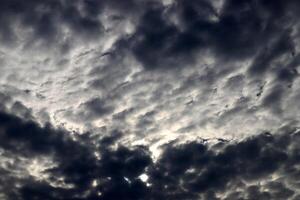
[0,0,300,199]
[127,0,299,70]
[1,109,300,199]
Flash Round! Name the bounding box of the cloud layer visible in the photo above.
[1,108,300,199]
[0,0,300,199]
[0,0,299,146]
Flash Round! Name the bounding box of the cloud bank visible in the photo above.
[0,0,300,199]
[1,107,300,199]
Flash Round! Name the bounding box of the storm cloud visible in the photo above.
[0,0,300,199]
[1,108,300,199]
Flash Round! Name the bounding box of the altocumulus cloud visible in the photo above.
[0,0,300,199]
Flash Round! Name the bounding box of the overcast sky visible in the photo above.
[0,0,300,199]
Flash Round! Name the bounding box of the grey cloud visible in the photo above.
[121,0,299,72]
[1,1,300,199]
[10,101,33,119]
[0,0,299,141]
[2,107,300,199]
[0,0,104,48]
[148,130,300,199]
[248,30,295,76]
[79,97,115,120]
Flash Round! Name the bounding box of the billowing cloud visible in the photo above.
[0,0,300,199]
[1,108,300,199]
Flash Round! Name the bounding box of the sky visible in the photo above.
[0,0,300,199]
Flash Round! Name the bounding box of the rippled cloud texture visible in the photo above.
[0,0,300,199]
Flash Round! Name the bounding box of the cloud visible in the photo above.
[125,0,299,71]
[0,0,299,142]
[0,0,104,47]
[78,97,115,120]
[0,1,300,198]
[1,107,300,199]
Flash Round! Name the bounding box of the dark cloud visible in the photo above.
[0,111,77,157]
[10,101,33,119]
[248,30,294,75]
[136,111,156,129]
[126,1,212,70]
[122,0,299,72]
[262,84,286,114]
[1,0,300,199]
[78,97,115,121]
[148,131,297,199]
[0,0,103,49]
[0,92,12,111]
[1,108,300,199]
[0,0,160,49]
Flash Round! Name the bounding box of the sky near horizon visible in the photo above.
[0,0,300,199]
